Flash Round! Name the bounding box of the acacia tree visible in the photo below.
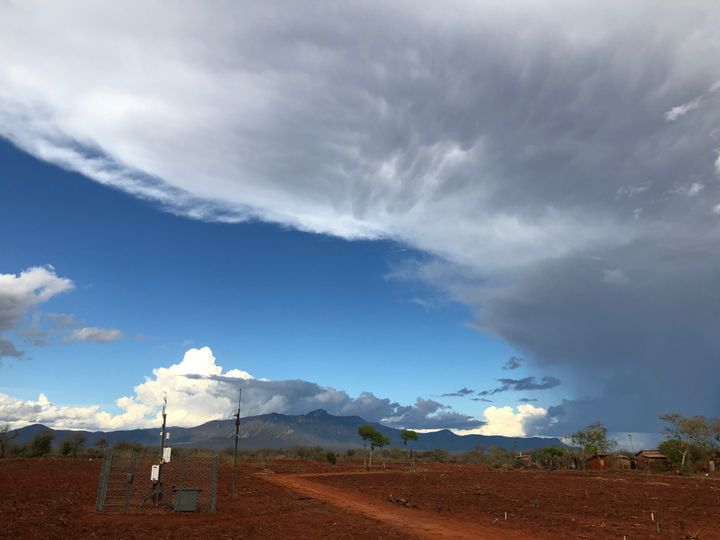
[358,423,379,469]
[400,429,418,468]
[373,431,391,469]
[660,413,712,472]
[0,424,18,458]
[571,422,617,469]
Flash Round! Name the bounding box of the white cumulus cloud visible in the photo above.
[0,266,73,359]
[454,404,550,437]
[0,346,481,431]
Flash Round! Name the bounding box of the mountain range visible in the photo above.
[10,409,565,452]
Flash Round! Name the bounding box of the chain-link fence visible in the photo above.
[96,452,218,514]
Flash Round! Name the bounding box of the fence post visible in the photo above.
[123,453,135,514]
[211,455,218,512]
[95,452,112,513]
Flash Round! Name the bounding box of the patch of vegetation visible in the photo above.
[571,422,617,470]
[659,413,720,474]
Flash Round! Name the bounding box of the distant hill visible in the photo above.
[9,409,566,452]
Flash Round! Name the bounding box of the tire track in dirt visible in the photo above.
[260,473,542,540]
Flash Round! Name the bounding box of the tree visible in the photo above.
[373,431,391,469]
[0,424,18,458]
[531,445,566,470]
[658,438,708,472]
[95,438,109,452]
[660,413,712,472]
[710,418,720,449]
[59,433,86,457]
[59,440,72,456]
[358,424,385,469]
[30,432,54,457]
[571,422,617,469]
[400,429,419,469]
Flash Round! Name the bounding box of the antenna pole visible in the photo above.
[153,394,168,505]
[232,388,241,498]
[160,394,168,464]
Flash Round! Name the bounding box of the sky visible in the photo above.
[1,0,719,445]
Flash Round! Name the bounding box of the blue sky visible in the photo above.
[1,1,718,444]
[1,138,531,424]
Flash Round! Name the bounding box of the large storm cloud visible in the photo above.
[1,1,719,433]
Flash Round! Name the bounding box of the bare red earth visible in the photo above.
[2,458,720,539]
[262,472,539,539]
[0,458,410,539]
[312,465,720,539]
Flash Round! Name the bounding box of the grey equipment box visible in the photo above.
[173,488,202,512]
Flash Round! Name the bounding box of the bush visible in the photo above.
[420,448,449,463]
[381,447,405,461]
[59,440,74,456]
[457,446,514,468]
[59,434,86,457]
[111,441,146,454]
[326,451,337,465]
[530,445,568,469]
[30,433,54,457]
[659,438,711,474]
[10,443,28,457]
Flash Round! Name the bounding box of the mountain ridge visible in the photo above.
[9,409,566,452]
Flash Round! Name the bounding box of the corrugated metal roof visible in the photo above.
[635,450,667,458]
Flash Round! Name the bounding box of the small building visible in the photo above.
[635,450,669,471]
[615,455,632,470]
[586,453,610,470]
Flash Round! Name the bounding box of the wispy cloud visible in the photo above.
[477,376,561,396]
[665,98,701,122]
[664,81,720,121]
[65,327,123,344]
[440,387,474,397]
[21,312,76,346]
[502,356,522,370]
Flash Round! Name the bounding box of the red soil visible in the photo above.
[311,465,720,539]
[2,458,719,539]
[263,472,537,539]
[0,458,409,539]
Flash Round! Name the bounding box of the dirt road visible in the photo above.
[261,472,542,540]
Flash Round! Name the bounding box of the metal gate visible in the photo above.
[96,452,218,514]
